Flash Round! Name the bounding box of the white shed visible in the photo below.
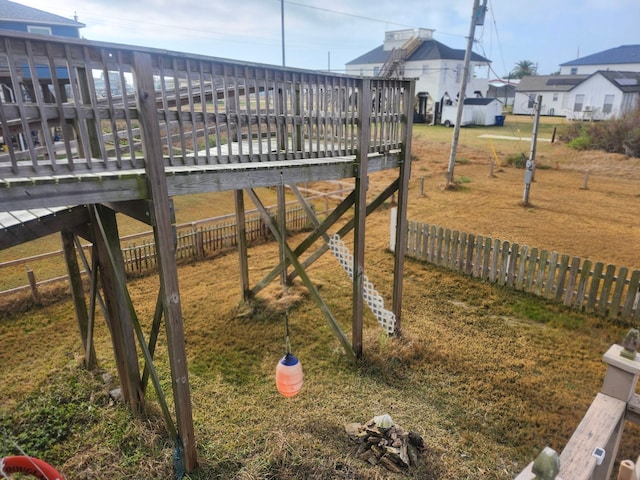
[441,97,503,127]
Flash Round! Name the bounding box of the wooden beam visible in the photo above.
[0,206,90,250]
[250,190,356,296]
[289,179,399,283]
[352,78,372,359]
[392,80,415,334]
[61,230,96,369]
[132,51,197,472]
[234,190,251,301]
[89,205,143,411]
[246,188,355,362]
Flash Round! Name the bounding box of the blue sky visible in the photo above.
[14,0,640,77]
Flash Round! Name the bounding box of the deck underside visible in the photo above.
[0,149,401,249]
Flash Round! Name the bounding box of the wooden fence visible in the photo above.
[122,205,311,275]
[403,219,640,323]
[0,204,312,298]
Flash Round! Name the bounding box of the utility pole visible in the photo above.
[522,94,542,206]
[445,0,485,188]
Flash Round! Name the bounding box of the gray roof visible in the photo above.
[464,97,500,106]
[516,74,588,93]
[516,71,640,94]
[346,39,490,65]
[0,0,85,27]
[596,71,640,93]
[560,45,640,67]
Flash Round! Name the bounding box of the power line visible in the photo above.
[279,0,413,28]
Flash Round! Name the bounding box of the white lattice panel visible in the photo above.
[328,234,396,334]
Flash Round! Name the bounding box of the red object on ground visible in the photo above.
[1,456,63,479]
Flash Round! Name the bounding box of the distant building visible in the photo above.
[346,28,491,123]
[515,45,640,119]
[0,0,84,149]
[560,45,640,76]
[0,0,85,37]
[487,78,519,107]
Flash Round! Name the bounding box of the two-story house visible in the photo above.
[0,0,85,149]
[0,0,84,37]
[345,28,491,123]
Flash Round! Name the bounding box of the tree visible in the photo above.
[511,60,537,79]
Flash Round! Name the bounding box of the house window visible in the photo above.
[455,64,462,83]
[574,94,585,112]
[527,95,535,109]
[570,67,578,75]
[552,93,558,102]
[27,25,52,35]
[373,66,380,76]
[422,65,429,75]
[603,94,614,114]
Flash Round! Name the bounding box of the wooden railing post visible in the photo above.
[590,341,640,480]
[132,51,197,472]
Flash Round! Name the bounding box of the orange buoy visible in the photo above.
[0,455,63,479]
[275,352,303,397]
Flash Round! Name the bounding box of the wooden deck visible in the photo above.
[0,30,410,222]
[0,30,415,472]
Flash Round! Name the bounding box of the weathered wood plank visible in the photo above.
[499,240,510,286]
[574,259,592,309]
[558,393,626,480]
[473,234,483,278]
[457,231,467,273]
[609,266,628,320]
[435,226,444,266]
[515,244,528,290]
[450,230,459,270]
[554,254,570,302]
[442,228,451,268]
[489,238,500,283]
[428,225,436,264]
[598,265,617,317]
[544,251,559,299]
[465,233,474,275]
[622,270,640,320]
[563,257,581,306]
[534,249,548,296]
[525,247,538,292]
[587,262,604,314]
[482,237,492,281]
[507,242,518,287]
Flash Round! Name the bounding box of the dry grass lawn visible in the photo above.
[1,116,640,479]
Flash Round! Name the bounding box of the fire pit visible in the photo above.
[345,414,426,473]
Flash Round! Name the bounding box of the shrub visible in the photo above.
[560,104,640,157]
[567,136,593,151]
[505,153,527,168]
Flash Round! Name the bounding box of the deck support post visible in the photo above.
[88,205,143,411]
[132,51,197,472]
[61,230,97,369]
[391,80,415,334]
[235,189,251,301]
[353,78,372,359]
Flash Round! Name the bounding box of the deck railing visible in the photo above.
[0,30,411,180]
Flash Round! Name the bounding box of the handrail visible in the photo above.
[0,30,411,182]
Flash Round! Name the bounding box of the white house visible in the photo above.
[559,45,640,75]
[345,28,491,123]
[565,71,640,120]
[515,44,640,118]
[514,71,640,119]
[513,75,587,116]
